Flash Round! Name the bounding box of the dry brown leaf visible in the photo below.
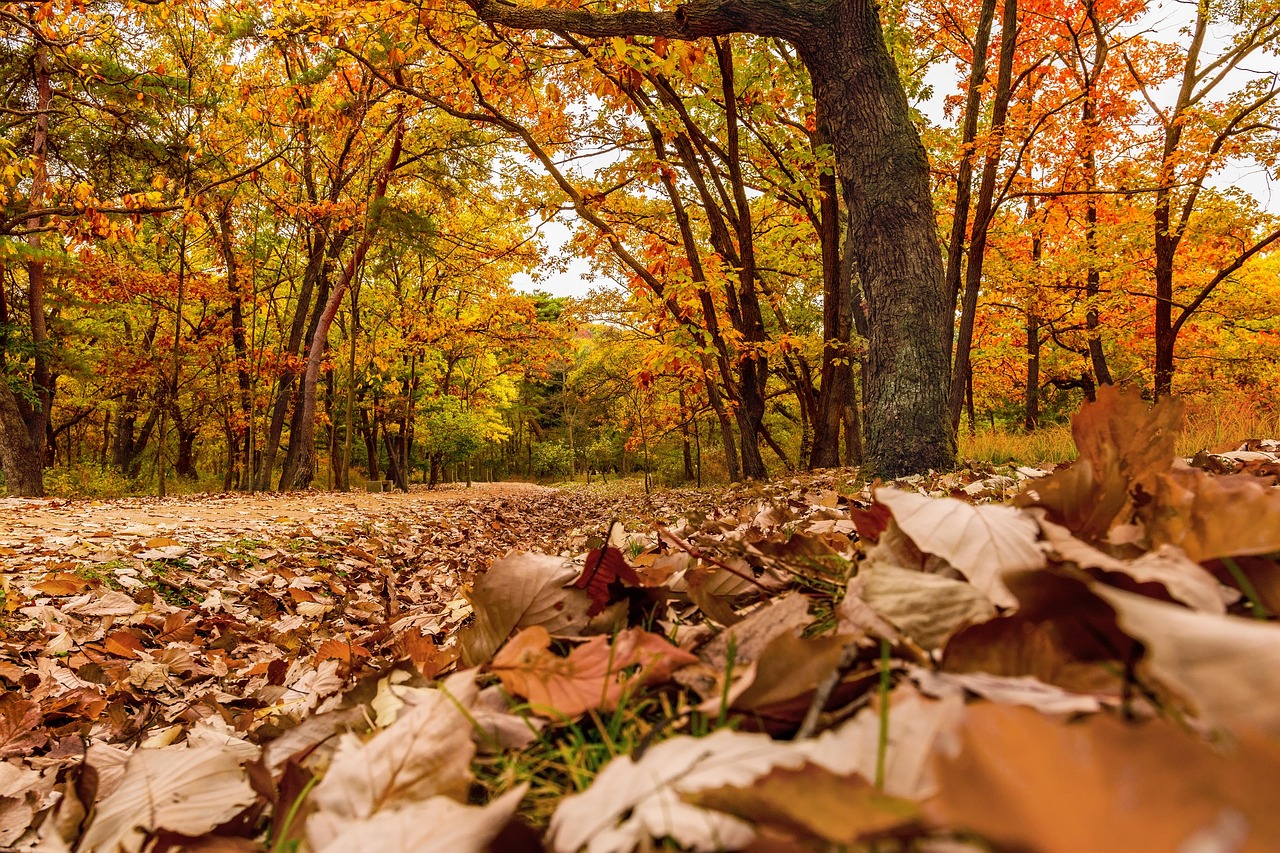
[458,552,592,666]
[1038,516,1226,612]
[706,631,851,717]
[313,785,527,853]
[856,561,996,650]
[941,569,1137,696]
[0,695,46,759]
[488,625,696,718]
[1017,385,1182,539]
[874,488,1041,607]
[687,763,921,845]
[698,592,812,672]
[78,746,255,853]
[1092,584,1280,736]
[929,703,1280,852]
[1147,465,1280,562]
[305,685,476,849]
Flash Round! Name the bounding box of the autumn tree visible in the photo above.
[457,0,955,478]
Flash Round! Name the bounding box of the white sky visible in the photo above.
[519,2,1278,299]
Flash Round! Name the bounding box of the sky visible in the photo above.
[516,1,1278,300]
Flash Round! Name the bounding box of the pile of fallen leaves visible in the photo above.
[4,387,1280,852]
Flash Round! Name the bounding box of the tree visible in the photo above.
[1123,0,1280,397]
[460,0,956,478]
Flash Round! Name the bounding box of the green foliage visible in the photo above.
[530,441,573,480]
[42,463,134,499]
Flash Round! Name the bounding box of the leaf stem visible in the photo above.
[875,638,891,791]
[1222,556,1273,620]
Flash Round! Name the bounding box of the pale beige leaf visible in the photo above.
[875,488,1042,607]
[857,561,996,649]
[813,684,966,800]
[910,668,1102,715]
[1092,585,1280,736]
[546,728,810,853]
[306,686,476,850]
[78,746,254,853]
[459,552,592,666]
[548,685,963,853]
[315,785,527,853]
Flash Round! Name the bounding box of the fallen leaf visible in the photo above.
[855,560,996,650]
[546,728,809,853]
[0,695,45,759]
[306,685,476,850]
[1147,465,1280,562]
[909,668,1102,715]
[930,703,1280,852]
[874,488,1041,607]
[687,763,921,845]
[573,546,640,616]
[488,626,696,718]
[1092,584,1280,736]
[1038,517,1226,612]
[78,746,255,853]
[313,785,528,853]
[458,552,592,666]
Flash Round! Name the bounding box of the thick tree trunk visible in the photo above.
[801,2,955,476]
[0,383,44,496]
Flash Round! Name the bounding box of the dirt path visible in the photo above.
[0,482,559,544]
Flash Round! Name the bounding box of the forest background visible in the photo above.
[1,0,1278,498]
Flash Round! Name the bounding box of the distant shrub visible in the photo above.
[43,463,133,498]
[531,441,573,480]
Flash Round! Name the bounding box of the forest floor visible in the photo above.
[4,392,1280,852]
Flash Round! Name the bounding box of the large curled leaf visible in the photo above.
[930,703,1280,852]
[875,487,1043,607]
[306,685,476,849]
[313,785,528,853]
[78,746,255,853]
[459,551,593,666]
[1092,584,1280,736]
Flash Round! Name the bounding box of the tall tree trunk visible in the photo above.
[810,144,845,469]
[2,44,56,495]
[284,112,404,490]
[0,383,44,496]
[468,0,956,476]
[803,1,955,476]
[949,0,1017,430]
[944,0,998,316]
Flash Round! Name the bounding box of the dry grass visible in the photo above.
[959,398,1280,468]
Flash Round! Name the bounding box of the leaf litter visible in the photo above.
[3,389,1280,851]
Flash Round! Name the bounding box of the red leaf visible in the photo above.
[573,547,640,616]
